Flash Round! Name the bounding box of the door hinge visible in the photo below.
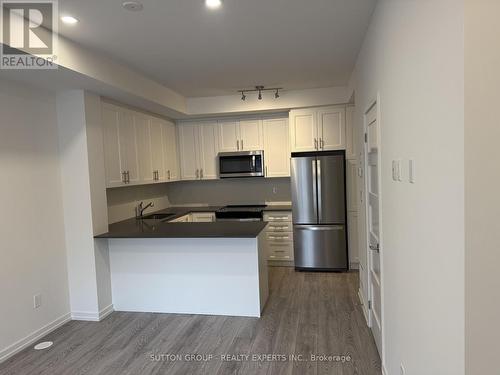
[368,300,372,310]
[364,133,368,143]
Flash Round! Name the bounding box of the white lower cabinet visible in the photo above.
[264,211,294,264]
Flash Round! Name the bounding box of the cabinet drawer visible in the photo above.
[266,223,292,232]
[266,233,293,242]
[264,211,292,222]
[268,243,294,260]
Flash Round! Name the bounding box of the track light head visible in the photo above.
[241,92,246,101]
[258,91,262,100]
[275,89,280,99]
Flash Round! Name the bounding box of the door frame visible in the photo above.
[362,94,385,363]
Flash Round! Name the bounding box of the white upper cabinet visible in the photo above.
[345,105,356,160]
[263,118,290,177]
[102,103,124,187]
[135,113,154,184]
[149,118,165,182]
[239,119,263,151]
[178,121,219,181]
[198,122,219,180]
[178,123,200,180]
[118,110,140,184]
[218,118,263,152]
[101,101,179,188]
[161,119,179,181]
[289,106,346,152]
[218,120,239,152]
[289,108,318,152]
[318,106,345,151]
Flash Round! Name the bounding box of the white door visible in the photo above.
[263,118,290,177]
[198,122,219,180]
[101,104,125,187]
[289,108,318,152]
[135,113,153,184]
[365,102,383,355]
[318,106,345,151]
[178,123,199,180]
[218,119,240,152]
[239,119,263,151]
[162,120,179,181]
[149,118,165,182]
[119,110,140,184]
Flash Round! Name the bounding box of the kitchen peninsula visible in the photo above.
[96,207,269,317]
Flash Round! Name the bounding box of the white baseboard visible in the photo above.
[358,288,370,325]
[71,304,114,322]
[0,312,71,364]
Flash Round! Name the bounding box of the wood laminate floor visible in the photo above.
[0,267,381,375]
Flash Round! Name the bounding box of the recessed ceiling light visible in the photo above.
[122,1,144,12]
[61,15,78,25]
[205,0,222,9]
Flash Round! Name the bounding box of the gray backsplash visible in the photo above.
[166,177,291,206]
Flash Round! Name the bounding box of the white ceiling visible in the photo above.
[58,0,376,97]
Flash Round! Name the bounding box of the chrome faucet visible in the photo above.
[136,201,154,218]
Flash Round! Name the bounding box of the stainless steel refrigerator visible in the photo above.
[291,150,348,271]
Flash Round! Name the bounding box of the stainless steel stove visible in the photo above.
[215,205,267,221]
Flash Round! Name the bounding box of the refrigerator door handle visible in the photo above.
[294,224,343,230]
[317,159,322,220]
[312,159,318,219]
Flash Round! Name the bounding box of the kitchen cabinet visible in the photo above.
[263,118,290,177]
[289,105,346,152]
[178,121,219,181]
[264,211,294,263]
[161,119,179,181]
[218,118,263,152]
[101,101,179,188]
[102,103,140,187]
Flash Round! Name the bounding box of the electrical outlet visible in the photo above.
[33,294,42,309]
[400,363,406,375]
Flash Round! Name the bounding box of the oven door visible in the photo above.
[218,151,264,178]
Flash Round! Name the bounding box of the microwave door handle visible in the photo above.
[252,155,255,171]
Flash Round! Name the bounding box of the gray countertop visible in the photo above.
[95,206,268,239]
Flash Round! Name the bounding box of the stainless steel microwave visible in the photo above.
[218,151,264,178]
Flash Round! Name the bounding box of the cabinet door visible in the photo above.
[119,110,140,184]
[289,109,318,152]
[135,113,154,184]
[178,123,199,180]
[318,106,345,151]
[263,118,290,177]
[198,122,219,180]
[149,118,165,182]
[239,119,263,151]
[346,105,356,160]
[218,119,240,152]
[102,104,125,187]
[162,120,179,181]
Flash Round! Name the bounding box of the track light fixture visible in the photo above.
[238,86,282,101]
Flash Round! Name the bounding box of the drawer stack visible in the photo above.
[263,211,294,263]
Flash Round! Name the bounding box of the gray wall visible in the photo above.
[166,177,291,206]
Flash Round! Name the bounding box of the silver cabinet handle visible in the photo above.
[168,170,171,180]
[314,138,317,149]
[122,171,126,183]
[320,138,324,149]
[241,139,244,150]
[196,169,199,179]
[200,168,204,179]
[236,140,239,150]
[125,171,130,183]
[369,243,380,253]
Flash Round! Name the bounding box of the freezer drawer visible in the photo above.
[293,224,347,270]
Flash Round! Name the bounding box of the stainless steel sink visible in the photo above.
[140,213,175,221]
